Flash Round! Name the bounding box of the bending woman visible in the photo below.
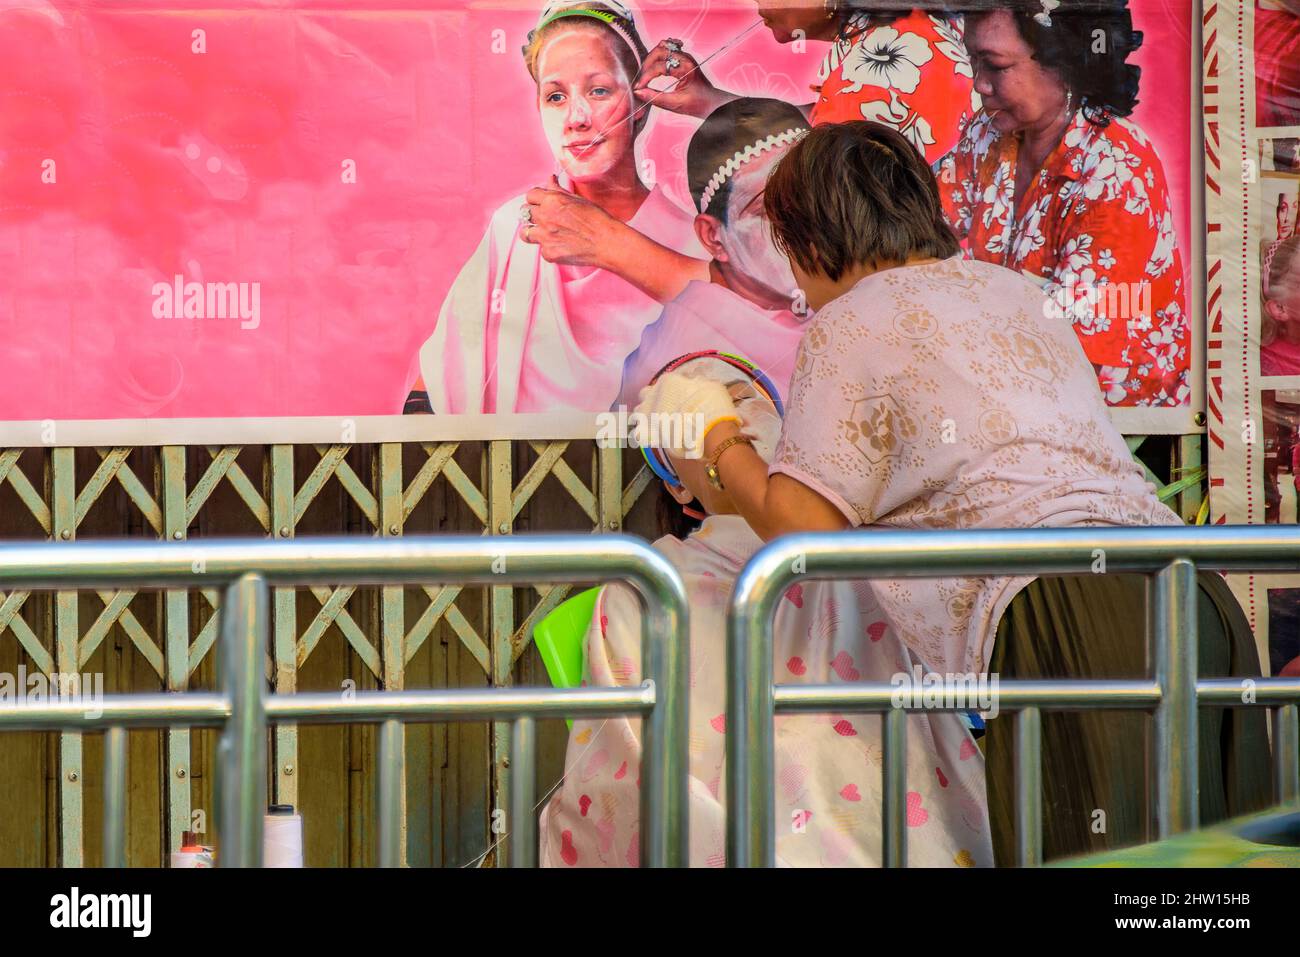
[540,357,992,867]
[417,2,704,412]
[637,120,1269,863]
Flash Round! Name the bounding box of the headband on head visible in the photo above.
[539,0,633,22]
[637,351,785,488]
[698,128,809,215]
[533,2,642,65]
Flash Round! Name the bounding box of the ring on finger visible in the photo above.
[519,205,533,223]
[666,55,682,70]
[665,38,684,52]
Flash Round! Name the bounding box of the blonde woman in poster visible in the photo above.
[616,98,813,408]
[938,0,1189,408]
[540,367,993,868]
[416,2,704,413]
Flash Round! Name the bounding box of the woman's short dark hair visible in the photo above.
[763,121,960,282]
[971,0,1144,125]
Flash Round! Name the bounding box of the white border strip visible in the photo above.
[0,414,607,448]
[0,405,1160,448]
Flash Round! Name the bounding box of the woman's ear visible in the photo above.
[1266,296,1289,326]
[693,214,728,263]
[665,480,695,506]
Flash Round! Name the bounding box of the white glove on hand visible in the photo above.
[634,370,739,459]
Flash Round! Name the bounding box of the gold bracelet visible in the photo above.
[705,435,753,491]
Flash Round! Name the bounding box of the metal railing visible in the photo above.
[0,536,690,867]
[726,525,1300,868]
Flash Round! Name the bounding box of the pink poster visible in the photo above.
[0,0,1198,443]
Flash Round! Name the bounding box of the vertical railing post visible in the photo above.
[377,718,403,868]
[726,560,779,867]
[1151,559,1199,838]
[1015,707,1043,867]
[640,560,690,868]
[881,707,907,868]
[508,717,537,868]
[217,572,269,868]
[1275,704,1300,807]
[103,726,127,868]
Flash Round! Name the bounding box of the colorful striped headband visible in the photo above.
[699,127,809,215]
[638,351,785,488]
[534,3,642,65]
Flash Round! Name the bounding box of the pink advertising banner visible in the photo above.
[0,0,1199,444]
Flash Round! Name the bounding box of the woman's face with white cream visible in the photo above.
[694,147,799,311]
[536,27,638,184]
[719,150,800,304]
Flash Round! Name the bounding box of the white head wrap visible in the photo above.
[699,128,809,215]
[534,2,643,65]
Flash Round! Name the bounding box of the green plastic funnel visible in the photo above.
[534,587,600,729]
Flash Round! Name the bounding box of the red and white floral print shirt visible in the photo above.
[810,10,978,164]
[938,109,1190,408]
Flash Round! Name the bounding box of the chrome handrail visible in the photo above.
[726,525,1300,867]
[0,535,690,868]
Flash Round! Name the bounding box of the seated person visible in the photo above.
[540,355,993,867]
[616,98,813,409]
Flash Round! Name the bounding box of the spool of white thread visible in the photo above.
[263,805,304,868]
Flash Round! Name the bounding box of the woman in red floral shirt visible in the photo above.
[804,6,978,161]
[937,0,1189,408]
